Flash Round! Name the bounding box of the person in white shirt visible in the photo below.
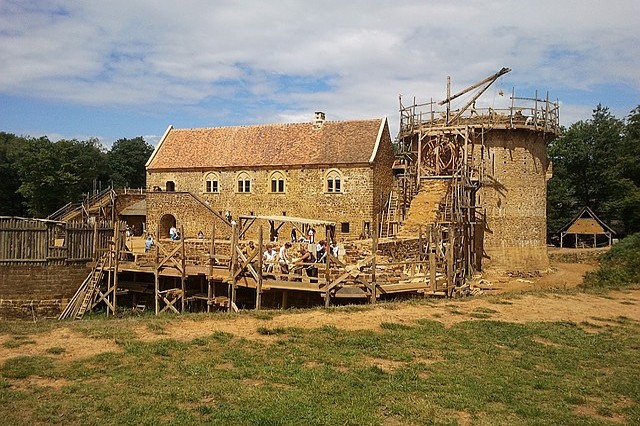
[278,242,292,274]
[263,244,277,272]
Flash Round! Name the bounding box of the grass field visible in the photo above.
[1,291,639,425]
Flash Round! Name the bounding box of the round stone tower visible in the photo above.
[395,82,559,273]
[473,127,554,271]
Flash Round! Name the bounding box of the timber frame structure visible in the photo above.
[81,214,461,316]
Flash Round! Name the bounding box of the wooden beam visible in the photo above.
[181,226,186,313]
[371,216,378,304]
[429,225,436,293]
[113,220,120,316]
[256,226,263,310]
[230,221,238,310]
[154,224,160,316]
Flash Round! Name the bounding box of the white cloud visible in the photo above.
[0,0,638,134]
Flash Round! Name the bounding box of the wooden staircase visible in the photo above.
[48,188,116,222]
[58,253,108,320]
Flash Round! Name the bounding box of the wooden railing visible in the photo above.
[399,91,560,135]
[0,217,116,265]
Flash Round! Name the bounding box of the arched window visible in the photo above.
[325,169,342,193]
[204,172,220,193]
[270,171,286,193]
[236,171,251,193]
[166,181,175,192]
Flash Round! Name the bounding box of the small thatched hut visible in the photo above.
[557,207,615,248]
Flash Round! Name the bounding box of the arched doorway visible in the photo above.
[159,214,176,239]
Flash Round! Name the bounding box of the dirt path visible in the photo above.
[131,289,639,342]
[2,260,637,364]
[2,289,638,363]
[476,262,597,293]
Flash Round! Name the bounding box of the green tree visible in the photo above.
[13,137,108,217]
[0,132,28,216]
[614,106,640,233]
[107,136,153,188]
[547,105,640,237]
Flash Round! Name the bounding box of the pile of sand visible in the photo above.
[397,180,449,237]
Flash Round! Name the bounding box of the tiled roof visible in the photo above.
[147,118,386,170]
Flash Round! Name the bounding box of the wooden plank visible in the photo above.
[371,215,378,304]
[256,226,263,310]
[181,225,186,313]
[261,279,324,292]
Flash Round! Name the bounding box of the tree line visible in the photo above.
[548,105,640,238]
[0,133,153,218]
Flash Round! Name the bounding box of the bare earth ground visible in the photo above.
[2,260,639,364]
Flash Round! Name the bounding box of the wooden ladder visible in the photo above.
[74,258,106,319]
[58,254,108,320]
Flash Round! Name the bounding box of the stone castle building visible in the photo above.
[145,113,395,241]
[146,89,558,274]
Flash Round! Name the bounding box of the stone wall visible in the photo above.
[0,299,66,320]
[147,162,393,241]
[372,124,396,220]
[0,264,91,319]
[473,129,552,271]
[145,191,231,241]
[547,247,608,264]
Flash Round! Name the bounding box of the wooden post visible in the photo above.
[230,221,238,311]
[92,220,98,261]
[181,226,186,313]
[154,223,160,315]
[324,226,331,308]
[107,230,113,315]
[256,225,263,310]
[417,134,422,182]
[447,227,455,292]
[418,225,423,261]
[113,221,120,316]
[212,220,216,256]
[429,225,436,293]
[371,216,378,304]
[208,230,215,313]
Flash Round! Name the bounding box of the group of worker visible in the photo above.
[240,239,338,279]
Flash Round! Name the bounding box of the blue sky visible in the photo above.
[1,0,638,147]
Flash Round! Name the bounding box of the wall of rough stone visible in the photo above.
[0,264,91,319]
[372,124,396,222]
[145,191,231,240]
[472,129,552,271]
[147,163,392,241]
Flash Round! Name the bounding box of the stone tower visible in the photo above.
[393,70,558,272]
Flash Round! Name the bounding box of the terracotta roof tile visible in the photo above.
[147,119,385,170]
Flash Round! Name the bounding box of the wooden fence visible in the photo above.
[0,217,115,265]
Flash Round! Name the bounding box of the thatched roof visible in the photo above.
[557,207,615,235]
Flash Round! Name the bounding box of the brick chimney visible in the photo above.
[313,111,326,129]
